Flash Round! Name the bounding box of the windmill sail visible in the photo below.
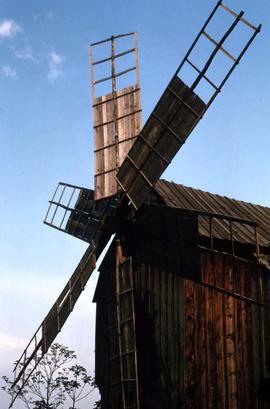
[44,182,117,242]
[117,1,261,209]
[10,241,103,407]
[90,32,142,200]
[9,230,110,408]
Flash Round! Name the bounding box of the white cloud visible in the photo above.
[0,332,27,353]
[1,65,17,79]
[50,51,65,66]
[0,332,27,372]
[0,19,22,39]
[48,51,65,83]
[12,46,36,62]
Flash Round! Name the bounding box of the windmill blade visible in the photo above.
[90,32,142,200]
[117,1,261,210]
[9,235,109,408]
[44,182,117,242]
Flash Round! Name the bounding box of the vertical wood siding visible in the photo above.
[95,247,270,408]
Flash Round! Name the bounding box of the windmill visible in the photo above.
[10,2,266,408]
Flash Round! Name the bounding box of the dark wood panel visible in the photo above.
[117,76,206,209]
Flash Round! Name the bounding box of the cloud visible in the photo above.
[1,65,17,79]
[12,46,36,62]
[33,10,55,21]
[0,332,28,383]
[48,51,65,83]
[0,19,22,39]
[0,332,27,353]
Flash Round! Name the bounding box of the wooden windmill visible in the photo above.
[10,2,270,408]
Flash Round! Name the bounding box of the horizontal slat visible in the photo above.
[203,31,236,62]
[186,59,220,91]
[92,87,140,107]
[93,109,142,129]
[168,82,202,115]
[139,133,171,165]
[94,168,116,177]
[94,66,136,85]
[91,32,135,46]
[126,154,155,187]
[152,111,184,145]
[92,48,135,66]
[94,135,137,153]
[220,3,257,30]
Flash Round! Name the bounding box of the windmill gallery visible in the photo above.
[9,2,270,409]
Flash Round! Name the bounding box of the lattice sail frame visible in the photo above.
[9,179,118,407]
[117,1,261,209]
[90,32,142,200]
[9,244,97,408]
[43,182,117,243]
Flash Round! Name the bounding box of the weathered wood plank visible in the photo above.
[93,85,142,200]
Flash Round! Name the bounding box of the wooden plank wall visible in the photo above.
[134,260,185,409]
[94,246,270,408]
[184,252,267,409]
[133,252,269,409]
[93,85,141,200]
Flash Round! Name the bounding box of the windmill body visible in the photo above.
[9,2,270,409]
[94,183,270,408]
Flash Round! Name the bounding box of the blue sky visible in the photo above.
[0,0,269,408]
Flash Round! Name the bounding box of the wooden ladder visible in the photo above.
[108,240,140,409]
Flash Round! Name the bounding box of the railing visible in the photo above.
[195,210,260,261]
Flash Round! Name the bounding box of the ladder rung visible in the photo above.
[109,349,136,361]
[120,317,133,325]
[122,349,136,356]
[119,288,133,296]
[112,379,137,386]
[186,59,220,92]
[220,3,257,31]
[167,84,201,117]
[108,324,117,331]
[203,31,237,62]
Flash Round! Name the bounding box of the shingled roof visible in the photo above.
[155,180,270,249]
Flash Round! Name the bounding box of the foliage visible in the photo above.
[58,364,95,409]
[1,343,97,409]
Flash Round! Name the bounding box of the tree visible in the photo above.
[59,364,95,409]
[1,343,96,409]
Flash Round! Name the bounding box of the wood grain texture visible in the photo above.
[93,85,142,200]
